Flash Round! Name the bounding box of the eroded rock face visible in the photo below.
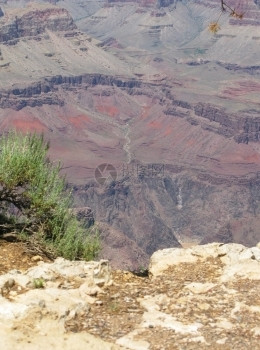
[75,173,260,269]
[0,243,259,349]
[157,0,177,7]
[71,207,95,227]
[0,74,141,110]
[0,4,76,43]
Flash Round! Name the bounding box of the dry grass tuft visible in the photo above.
[208,22,221,33]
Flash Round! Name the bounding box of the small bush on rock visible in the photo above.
[0,131,100,260]
[33,278,45,289]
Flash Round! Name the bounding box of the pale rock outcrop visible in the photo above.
[0,242,259,349]
[0,258,112,321]
[149,242,260,280]
[0,257,122,350]
[0,320,123,350]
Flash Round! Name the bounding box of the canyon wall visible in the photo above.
[0,0,259,268]
[0,5,76,43]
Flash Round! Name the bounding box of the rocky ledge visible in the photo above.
[0,242,259,349]
[0,3,76,43]
[0,74,141,111]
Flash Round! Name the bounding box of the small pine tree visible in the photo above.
[0,131,100,260]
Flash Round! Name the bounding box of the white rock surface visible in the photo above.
[0,317,123,350]
[1,242,259,350]
[185,282,216,294]
[0,258,121,350]
[149,243,260,281]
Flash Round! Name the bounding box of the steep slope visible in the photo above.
[0,0,259,267]
[75,0,260,64]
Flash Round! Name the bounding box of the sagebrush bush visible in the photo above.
[0,131,100,260]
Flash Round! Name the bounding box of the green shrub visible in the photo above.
[33,278,45,289]
[0,131,100,260]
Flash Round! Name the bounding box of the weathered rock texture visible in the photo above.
[0,242,259,349]
[0,4,76,43]
[0,257,120,349]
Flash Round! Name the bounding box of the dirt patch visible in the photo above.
[0,240,52,275]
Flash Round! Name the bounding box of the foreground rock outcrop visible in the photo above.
[0,242,259,349]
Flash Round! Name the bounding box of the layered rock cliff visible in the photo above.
[0,74,141,110]
[106,0,178,7]
[0,4,76,43]
[0,72,259,144]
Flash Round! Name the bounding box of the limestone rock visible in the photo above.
[149,243,260,280]
[0,317,123,350]
[185,282,216,294]
[0,242,259,349]
[31,255,43,262]
[149,246,198,276]
[0,256,121,349]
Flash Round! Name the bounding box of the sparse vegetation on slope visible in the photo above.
[0,131,100,260]
[209,0,244,33]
